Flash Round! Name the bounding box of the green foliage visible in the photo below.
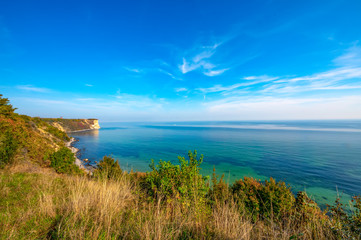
[1,155,361,239]
[295,191,326,223]
[351,196,361,231]
[45,125,70,141]
[231,177,295,220]
[0,130,19,168]
[259,177,295,219]
[143,150,209,204]
[18,114,32,122]
[0,95,73,167]
[49,147,81,174]
[328,195,361,238]
[0,94,16,117]
[208,166,229,204]
[94,156,123,179]
[0,95,20,167]
[231,177,262,218]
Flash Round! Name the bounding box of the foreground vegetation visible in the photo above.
[1,94,361,239]
[1,155,361,239]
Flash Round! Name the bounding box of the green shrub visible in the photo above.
[328,195,361,238]
[0,130,19,168]
[93,156,123,179]
[231,177,295,220]
[143,150,209,205]
[208,167,229,204]
[259,177,295,219]
[231,177,262,219]
[18,114,32,122]
[351,196,361,233]
[49,147,81,174]
[294,191,326,223]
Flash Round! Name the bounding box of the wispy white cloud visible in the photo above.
[262,67,361,94]
[204,95,361,120]
[203,68,229,77]
[114,90,165,109]
[197,75,278,94]
[175,87,188,92]
[198,83,243,94]
[157,68,182,80]
[17,85,51,93]
[195,45,361,120]
[76,98,97,101]
[14,91,167,120]
[333,45,361,67]
[244,46,361,95]
[85,84,93,87]
[124,67,142,73]
[179,43,230,77]
[20,98,68,105]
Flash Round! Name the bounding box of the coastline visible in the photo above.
[66,137,92,174]
[68,128,99,133]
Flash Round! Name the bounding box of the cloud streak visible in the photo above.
[197,76,279,94]
[179,43,230,77]
[204,95,361,120]
[17,85,51,93]
[197,46,361,97]
[175,87,188,92]
[123,67,142,73]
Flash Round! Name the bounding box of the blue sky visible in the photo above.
[1,0,361,121]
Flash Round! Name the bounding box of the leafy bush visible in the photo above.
[231,177,295,220]
[259,177,295,219]
[208,167,229,204]
[0,130,19,168]
[294,191,326,223]
[328,196,361,238]
[49,147,81,174]
[351,196,361,232]
[93,156,123,179]
[231,177,262,218]
[143,150,209,205]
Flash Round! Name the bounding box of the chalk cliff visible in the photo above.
[43,118,100,132]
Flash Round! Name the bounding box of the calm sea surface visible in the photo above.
[70,120,361,207]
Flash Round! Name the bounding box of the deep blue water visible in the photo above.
[70,120,361,206]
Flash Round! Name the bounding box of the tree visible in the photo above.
[94,156,123,179]
[0,94,17,116]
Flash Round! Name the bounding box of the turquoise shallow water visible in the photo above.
[70,120,361,207]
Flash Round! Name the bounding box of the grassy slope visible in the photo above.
[0,166,346,240]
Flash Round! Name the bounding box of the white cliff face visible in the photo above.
[88,119,100,130]
[48,119,100,132]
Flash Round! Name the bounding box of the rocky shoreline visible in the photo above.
[66,138,93,174]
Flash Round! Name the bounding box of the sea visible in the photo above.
[70,120,361,207]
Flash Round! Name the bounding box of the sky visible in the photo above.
[1,0,361,121]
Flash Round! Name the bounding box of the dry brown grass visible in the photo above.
[212,201,253,239]
[0,167,353,240]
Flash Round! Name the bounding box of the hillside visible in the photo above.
[0,94,86,175]
[0,96,68,167]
